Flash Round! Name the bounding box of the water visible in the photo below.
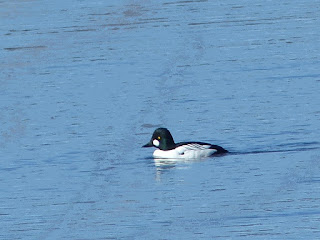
[1,0,320,239]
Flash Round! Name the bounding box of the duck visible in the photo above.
[142,128,228,159]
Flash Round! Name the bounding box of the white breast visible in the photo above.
[153,144,217,159]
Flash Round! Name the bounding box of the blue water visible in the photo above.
[1,0,320,239]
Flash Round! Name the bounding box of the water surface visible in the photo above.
[1,0,320,239]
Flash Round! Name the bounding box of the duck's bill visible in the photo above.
[142,142,153,147]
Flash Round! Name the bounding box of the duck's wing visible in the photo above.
[174,142,212,154]
[175,142,228,155]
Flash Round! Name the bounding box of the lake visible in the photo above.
[1,0,320,239]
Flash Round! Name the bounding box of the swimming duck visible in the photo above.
[143,128,228,159]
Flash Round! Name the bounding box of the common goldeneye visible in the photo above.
[142,128,228,159]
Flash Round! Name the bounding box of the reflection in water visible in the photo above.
[153,157,205,181]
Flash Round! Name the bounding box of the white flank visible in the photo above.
[153,144,217,159]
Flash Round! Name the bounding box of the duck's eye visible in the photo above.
[157,136,161,140]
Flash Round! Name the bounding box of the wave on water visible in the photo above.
[230,141,320,155]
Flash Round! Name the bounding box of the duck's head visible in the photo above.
[142,128,175,150]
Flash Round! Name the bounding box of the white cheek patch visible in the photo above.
[153,139,160,147]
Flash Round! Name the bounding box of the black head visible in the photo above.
[142,128,176,150]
